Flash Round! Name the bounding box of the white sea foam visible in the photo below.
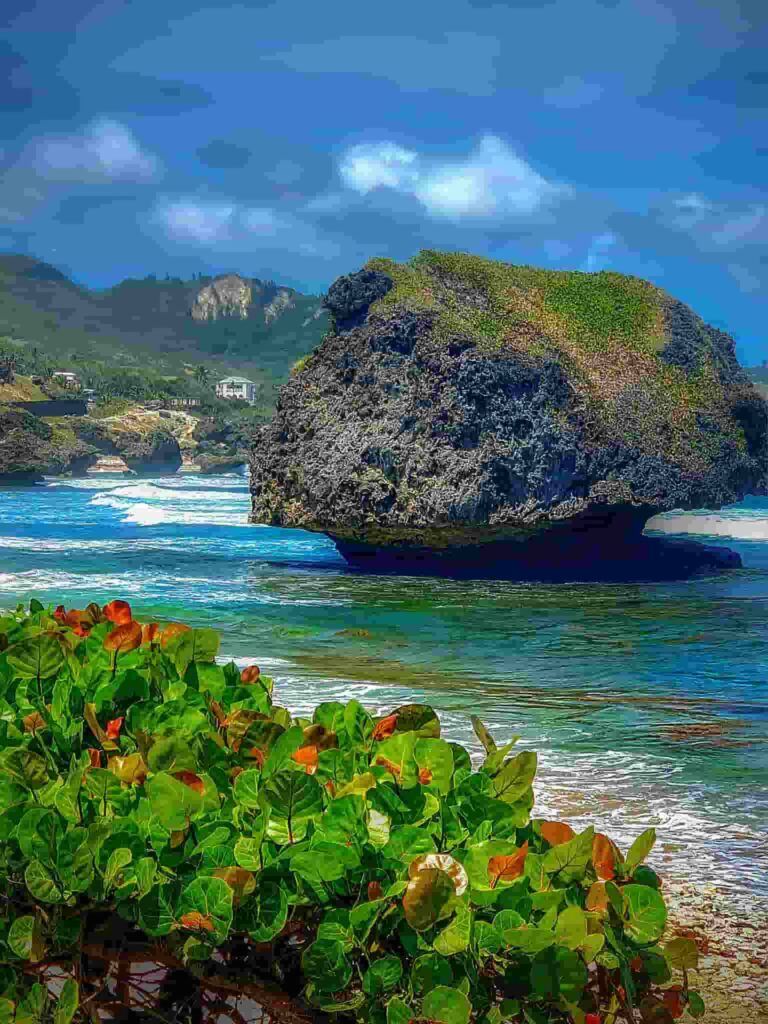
[647,510,768,541]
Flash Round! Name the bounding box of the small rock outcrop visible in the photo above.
[191,274,252,321]
[249,251,768,580]
[0,407,97,481]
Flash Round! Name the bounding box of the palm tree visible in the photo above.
[193,365,211,387]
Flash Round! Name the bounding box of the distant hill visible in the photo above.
[0,254,329,393]
[749,365,768,400]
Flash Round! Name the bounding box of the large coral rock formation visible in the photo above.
[249,252,768,579]
[191,274,253,321]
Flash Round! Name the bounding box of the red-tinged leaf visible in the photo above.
[170,829,187,849]
[325,781,336,797]
[108,753,148,785]
[105,717,124,740]
[230,767,244,781]
[54,605,66,622]
[488,842,529,888]
[585,881,609,913]
[246,747,265,768]
[375,756,402,778]
[23,711,48,734]
[373,714,397,741]
[585,1015,602,1024]
[141,623,160,644]
[592,833,617,880]
[160,623,191,646]
[180,912,214,932]
[209,699,227,726]
[212,867,256,904]
[630,957,643,971]
[418,767,433,785]
[73,624,90,638]
[103,600,133,625]
[368,881,384,901]
[240,665,261,684]
[103,621,142,654]
[291,745,319,774]
[540,820,575,846]
[171,771,205,795]
[87,749,102,769]
[663,987,684,1019]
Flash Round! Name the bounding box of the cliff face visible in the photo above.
[0,408,97,481]
[190,274,252,321]
[249,251,768,578]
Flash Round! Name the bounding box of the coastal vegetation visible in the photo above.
[0,599,706,1022]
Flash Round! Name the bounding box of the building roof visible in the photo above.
[218,376,255,384]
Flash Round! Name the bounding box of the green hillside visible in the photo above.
[0,254,329,402]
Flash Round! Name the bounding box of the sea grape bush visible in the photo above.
[0,599,706,1024]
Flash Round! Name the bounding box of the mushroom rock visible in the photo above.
[249,251,768,581]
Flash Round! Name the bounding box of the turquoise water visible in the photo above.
[0,475,766,903]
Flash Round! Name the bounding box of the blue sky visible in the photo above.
[1,0,766,363]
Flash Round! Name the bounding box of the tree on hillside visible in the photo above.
[193,365,211,387]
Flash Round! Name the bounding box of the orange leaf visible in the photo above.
[230,766,244,781]
[160,623,191,646]
[87,748,102,769]
[592,833,617,880]
[179,912,214,932]
[23,711,48,734]
[291,745,319,774]
[368,881,383,901]
[663,987,684,1019]
[418,767,433,785]
[105,717,124,740]
[141,623,160,644]
[375,756,401,778]
[103,621,142,654]
[170,829,188,849]
[54,605,66,622]
[373,714,397,741]
[488,842,529,889]
[585,881,609,913]
[212,867,256,903]
[324,781,336,797]
[171,770,205,794]
[540,820,575,847]
[240,665,261,684]
[108,753,148,785]
[103,600,133,625]
[246,747,266,768]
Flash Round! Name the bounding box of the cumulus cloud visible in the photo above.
[663,193,767,250]
[153,196,340,258]
[338,136,570,220]
[582,232,618,271]
[33,119,159,182]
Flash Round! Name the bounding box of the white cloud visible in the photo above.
[664,193,767,250]
[153,197,340,258]
[33,119,159,182]
[338,136,569,220]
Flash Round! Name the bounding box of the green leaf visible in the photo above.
[422,986,472,1024]
[664,936,699,970]
[383,825,436,863]
[301,939,353,993]
[146,735,198,774]
[56,828,94,893]
[624,828,656,873]
[390,703,440,738]
[543,827,594,883]
[146,771,203,830]
[240,881,288,942]
[104,848,132,889]
[530,947,588,1003]
[138,885,176,936]
[0,748,49,790]
[403,868,455,932]
[53,979,79,1024]
[363,956,403,996]
[387,996,414,1024]
[16,982,47,1024]
[504,928,556,954]
[17,808,61,868]
[234,835,264,871]
[8,915,37,960]
[414,738,454,794]
[433,901,472,955]
[25,859,64,903]
[6,634,65,679]
[412,953,453,994]
[343,699,373,750]
[179,876,233,943]
[687,991,706,1018]
[262,770,323,822]
[491,751,537,804]
[554,905,588,950]
[135,857,158,898]
[233,768,261,808]
[471,715,497,754]
[375,732,418,788]
[167,628,220,675]
[624,884,667,944]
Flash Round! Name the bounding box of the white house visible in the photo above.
[215,376,258,405]
[52,371,81,389]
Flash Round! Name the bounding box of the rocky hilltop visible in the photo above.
[250,251,768,580]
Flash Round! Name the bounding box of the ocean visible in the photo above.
[0,474,766,907]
